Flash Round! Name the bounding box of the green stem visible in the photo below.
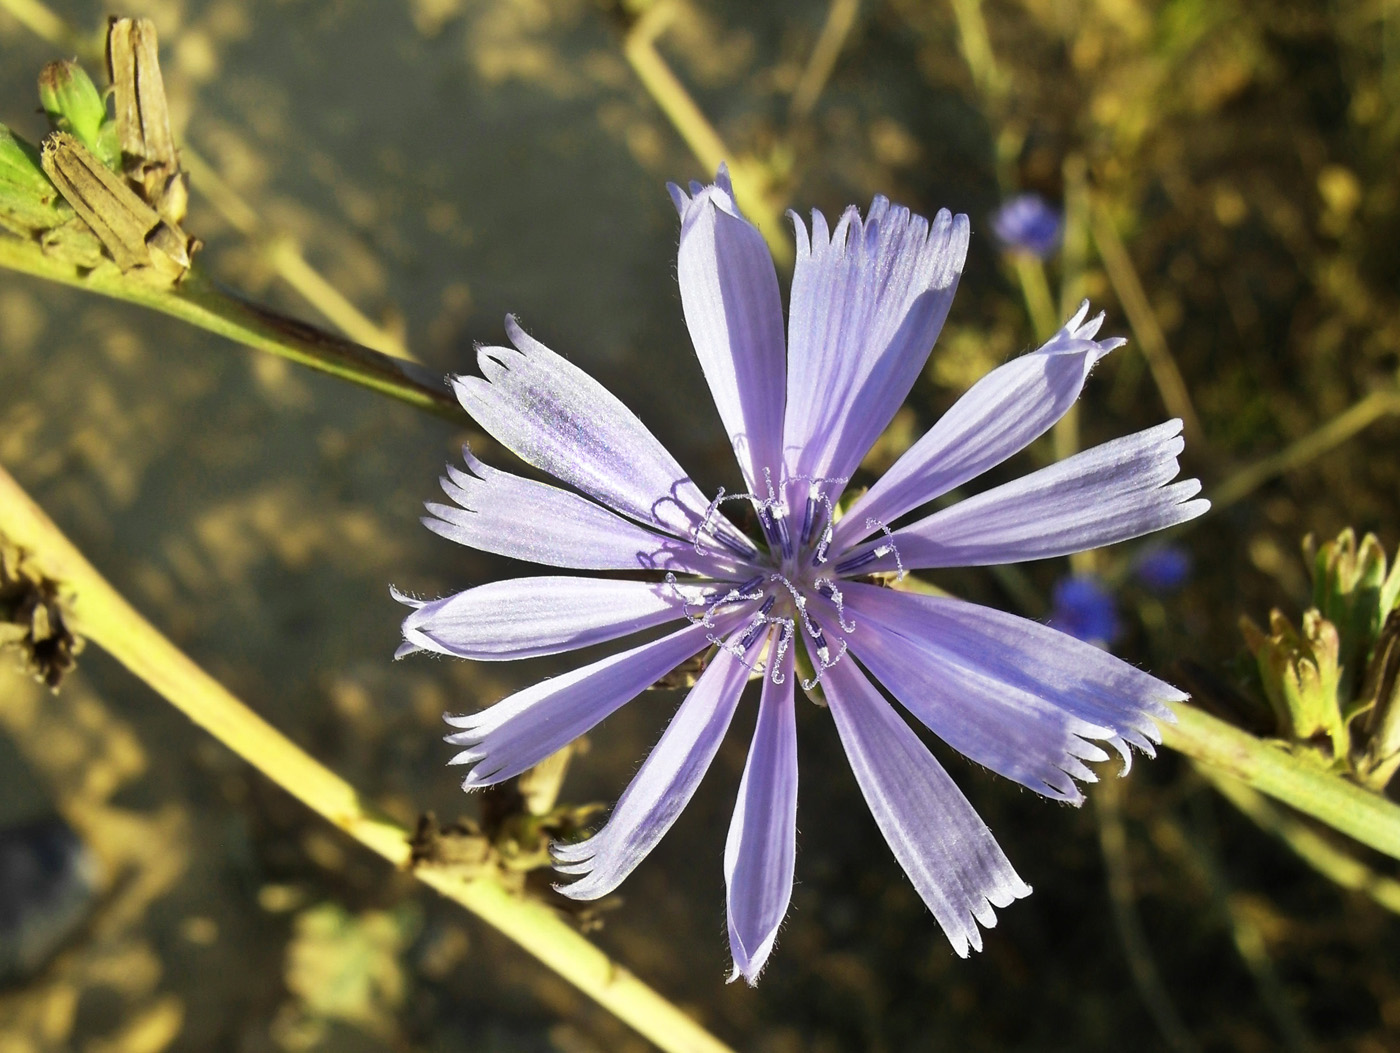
[1162,702,1400,861]
[0,235,461,421]
[1011,252,1057,342]
[1206,390,1400,515]
[1202,767,1400,914]
[0,465,733,1053]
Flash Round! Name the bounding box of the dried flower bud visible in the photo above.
[1354,611,1400,789]
[39,131,194,285]
[0,542,83,690]
[107,17,187,226]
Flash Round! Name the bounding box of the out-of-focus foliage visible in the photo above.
[278,902,420,1045]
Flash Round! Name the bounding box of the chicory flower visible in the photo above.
[1135,545,1192,592]
[991,192,1063,259]
[1050,575,1122,646]
[396,167,1207,982]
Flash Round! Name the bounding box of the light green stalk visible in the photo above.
[1160,702,1400,861]
[0,465,734,1053]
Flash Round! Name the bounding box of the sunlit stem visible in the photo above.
[1089,197,1207,455]
[0,465,733,1053]
[623,0,791,266]
[1160,702,1400,862]
[1204,390,1400,516]
[0,237,461,421]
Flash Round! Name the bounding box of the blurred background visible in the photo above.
[1,0,1398,1050]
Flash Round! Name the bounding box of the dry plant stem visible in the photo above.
[1095,780,1201,1053]
[0,0,85,52]
[1089,200,1207,453]
[948,0,1006,104]
[0,0,418,364]
[789,0,860,123]
[0,464,736,1053]
[1200,766,1400,915]
[0,236,460,421]
[1154,809,1314,1052]
[178,146,419,363]
[1207,390,1400,514]
[1161,703,1400,861]
[623,0,790,265]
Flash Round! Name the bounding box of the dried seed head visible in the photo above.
[0,541,83,689]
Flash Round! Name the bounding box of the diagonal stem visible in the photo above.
[622,0,790,265]
[1161,702,1400,862]
[0,464,733,1053]
[1089,199,1207,454]
[1201,766,1400,915]
[1206,390,1400,515]
[0,236,461,420]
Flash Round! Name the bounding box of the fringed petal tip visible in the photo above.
[391,586,436,660]
[1037,301,1127,363]
[669,164,738,220]
[947,878,1034,959]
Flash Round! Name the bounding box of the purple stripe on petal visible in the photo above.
[783,202,969,494]
[444,613,747,789]
[822,656,1031,957]
[398,576,705,661]
[551,629,762,901]
[836,302,1125,548]
[424,448,746,576]
[840,420,1209,573]
[674,166,787,493]
[829,599,1115,803]
[725,642,797,985]
[452,319,756,557]
[840,583,1181,766]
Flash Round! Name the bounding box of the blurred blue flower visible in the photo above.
[992,193,1063,259]
[1134,545,1192,592]
[0,816,100,983]
[1050,576,1122,646]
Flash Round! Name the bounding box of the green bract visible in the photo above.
[37,60,120,170]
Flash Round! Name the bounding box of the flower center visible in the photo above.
[681,472,881,692]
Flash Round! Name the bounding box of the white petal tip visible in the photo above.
[389,584,425,608]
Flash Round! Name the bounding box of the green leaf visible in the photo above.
[0,125,72,234]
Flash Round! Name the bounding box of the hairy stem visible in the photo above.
[1162,702,1400,862]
